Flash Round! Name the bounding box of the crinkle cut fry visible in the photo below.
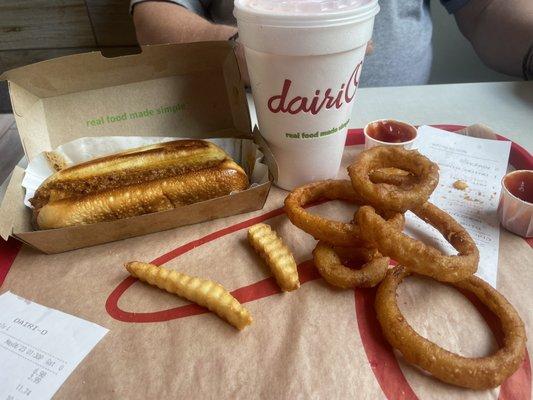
[375,266,527,389]
[248,223,300,292]
[125,262,252,330]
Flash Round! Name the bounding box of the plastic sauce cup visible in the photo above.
[497,169,533,238]
[364,119,418,150]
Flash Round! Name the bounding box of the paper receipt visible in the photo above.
[408,126,511,287]
[0,292,108,400]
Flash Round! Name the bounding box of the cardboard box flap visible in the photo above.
[253,127,278,182]
[1,42,252,161]
[0,167,31,241]
[0,42,239,101]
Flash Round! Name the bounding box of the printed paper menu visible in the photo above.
[0,292,108,400]
[407,125,511,287]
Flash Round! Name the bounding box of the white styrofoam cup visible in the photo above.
[235,0,379,189]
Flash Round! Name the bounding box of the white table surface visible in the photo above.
[1,81,532,201]
[350,81,533,149]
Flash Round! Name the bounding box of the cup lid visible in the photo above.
[240,0,373,14]
[234,0,379,27]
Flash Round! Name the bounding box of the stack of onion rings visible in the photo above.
[375,266,527,389]
[355,203,479,282]
[282,144,526,390]
[284,179,404,248]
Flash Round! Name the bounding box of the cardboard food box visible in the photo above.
[0,42,275,254]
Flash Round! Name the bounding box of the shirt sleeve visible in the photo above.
[439,0,471,14]
[130,0,208,17]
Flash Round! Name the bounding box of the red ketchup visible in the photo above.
[366,120,417,143]
[503,170,533,203]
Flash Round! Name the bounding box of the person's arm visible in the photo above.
[132,1,249,83]
[453,0,533,78]
[133,1,236,45]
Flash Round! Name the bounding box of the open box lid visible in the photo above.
[0,41,252,161]
[0,41,262,244]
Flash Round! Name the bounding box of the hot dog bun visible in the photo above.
[31,140,249,229]
[30,139,230,210]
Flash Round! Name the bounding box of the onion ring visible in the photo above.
[375,266,527,389]
[313,241,389,288]
[284,180,405,247]
[355,203,479,282]
[348,146,439,213]
[369,167,418,190]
